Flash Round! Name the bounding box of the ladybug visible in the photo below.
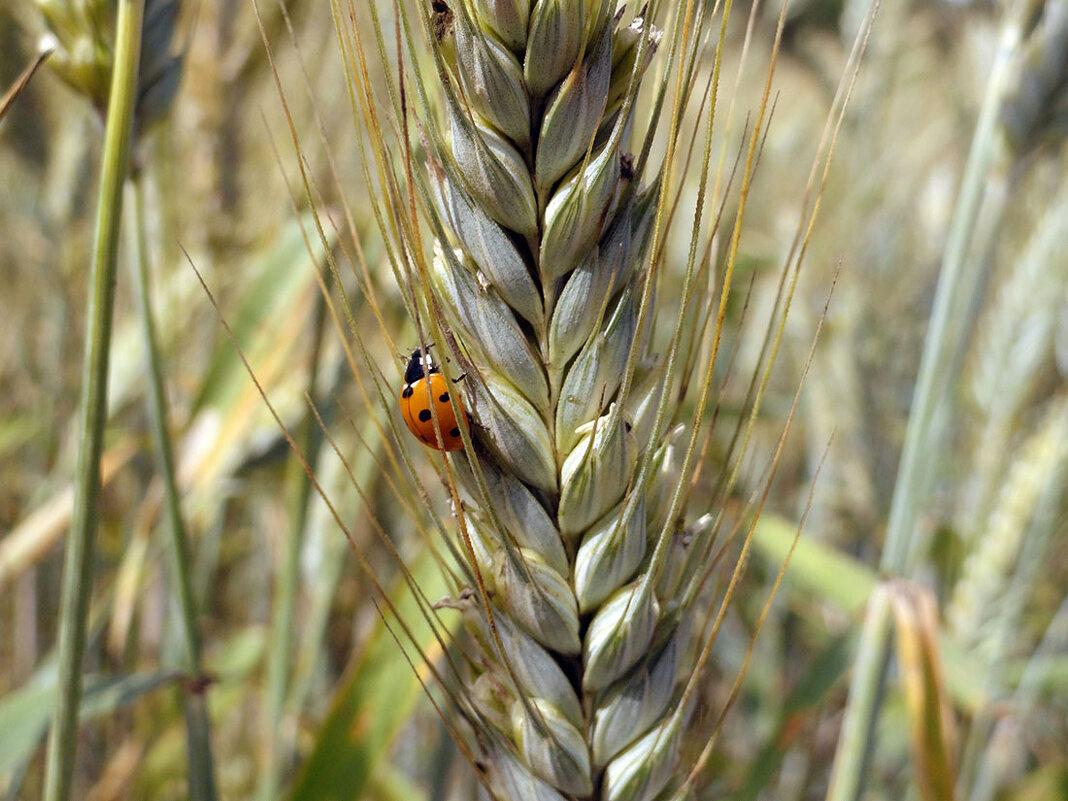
[399,346,469,451]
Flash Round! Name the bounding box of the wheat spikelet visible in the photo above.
[413,2,713,798]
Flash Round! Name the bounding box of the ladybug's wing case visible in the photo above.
[400,382,422,441]
[402,378,439,446]
[400,373,468,451]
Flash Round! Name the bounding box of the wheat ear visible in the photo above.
[412,2,715,799]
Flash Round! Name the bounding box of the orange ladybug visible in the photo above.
[399,347,469,451]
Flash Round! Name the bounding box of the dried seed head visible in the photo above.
[36,0,111,104]
[37,0,183,130]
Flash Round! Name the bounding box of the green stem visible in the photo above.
[42,2,144,800]
[128,175,219,801]
[881,2,1022,576]
[287,427,378,718]
[828,5,1026,800]
[825,585,893,801]
[257,290,329,801]
[128,175,201,666]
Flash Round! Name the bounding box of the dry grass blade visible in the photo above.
[889,581,959,801]
[0,47,51,122]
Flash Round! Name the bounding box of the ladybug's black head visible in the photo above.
[404,346,437,384]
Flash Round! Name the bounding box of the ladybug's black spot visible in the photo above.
[439,391,450,403]
[450,427,461,438]
[418,409,432,422]
[401,386,414,398]
[420,435,430,443]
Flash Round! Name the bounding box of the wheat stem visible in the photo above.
[882,0,1026,576]
[257,291,329,801]
[42,2,144,799]
[835,3,1029,798]
[128,174,219,801]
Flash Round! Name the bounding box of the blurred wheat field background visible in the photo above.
[1,0,1067,799]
